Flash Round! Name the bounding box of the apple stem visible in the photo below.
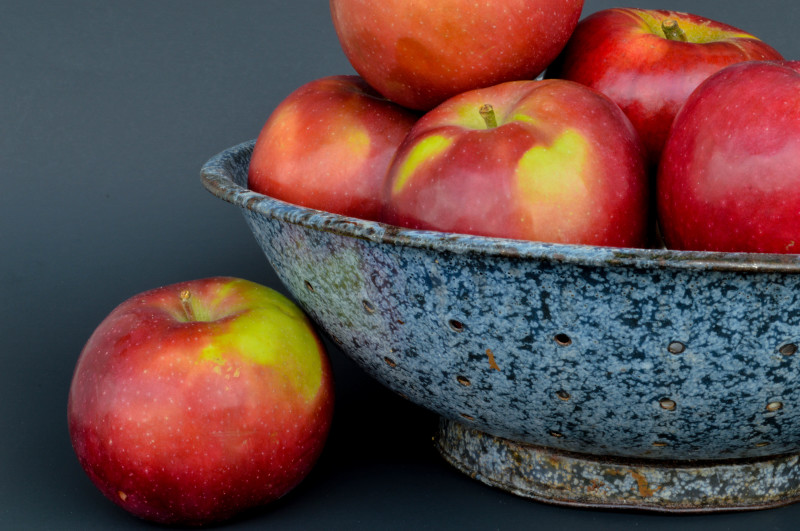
[479,104,498,129]
[180,290,195,321]
[662,19,688,42]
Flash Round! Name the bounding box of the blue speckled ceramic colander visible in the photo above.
[201,141,800,512]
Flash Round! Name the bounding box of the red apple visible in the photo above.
[67,277,334,525]
[657,60,800,254]
[329,0,584,111]
[546,8,783,165]
[383,79,650,247]
[248,75,418,222]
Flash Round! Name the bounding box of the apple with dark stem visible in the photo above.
[248,75,418,222]
[330,0,584,110]
[68,277,334,525]
[383,79,650,247]
[546,8,783,165]
[658,60,800,254]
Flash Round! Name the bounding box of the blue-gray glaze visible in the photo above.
[201,141,800,461]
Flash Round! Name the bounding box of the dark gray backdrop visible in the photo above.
[4,1,799,528]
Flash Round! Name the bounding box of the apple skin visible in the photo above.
[67,277,335,526]
[329,0,584,111]
[383,79,650,248]
[248,75,418,222]
[546,8,783,165]
[657,61,800,254]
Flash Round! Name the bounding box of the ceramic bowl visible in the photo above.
[201,141,800,512]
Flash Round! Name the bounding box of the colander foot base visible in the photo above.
[435,417,800,512]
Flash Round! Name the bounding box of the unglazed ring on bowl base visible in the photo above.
[201,141,800,512]
[435,418,800,512]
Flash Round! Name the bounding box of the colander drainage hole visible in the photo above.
[449,319,465,332]
[304,280,314,292]
[456,375,471,386]
[667,341,686,354]
[383,356,397,368]
[555,390,571,401]
[362,299,375,313]
[780,343,797,356]
[554,333,572,346]
[767,401,784,412]
[659,398,677,411]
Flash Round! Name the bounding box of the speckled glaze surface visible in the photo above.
[201,141,800,509]
[436,418,800,512]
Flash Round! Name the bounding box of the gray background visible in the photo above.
[4,0,800,528]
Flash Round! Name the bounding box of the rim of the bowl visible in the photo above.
[200,140,800,274]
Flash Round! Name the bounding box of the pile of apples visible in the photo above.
[250,1,800,254]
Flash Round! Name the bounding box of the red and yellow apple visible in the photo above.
[383,79,650,247]
[546,8,783,165]
[657,61,800,254]
[67,277,334,526]
[248,75,418,222]
[329,0,584,111]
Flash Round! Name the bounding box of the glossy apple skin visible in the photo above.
[330,0,584,111]
[67,277,334,526]
[657,61,800,254]
[384,79,650,247]
[248,75,418,222]
[546,8,783,165]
